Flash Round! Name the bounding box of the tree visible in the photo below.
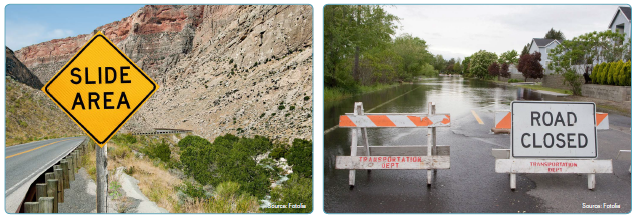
[285,139,312,178]
[179,134,273,198]
[461,56,471,74]
[393,34,431,81]
[324,5,400,89]
[544,28,566,40]
[422,63,437,77]
[518,51,544,81]
[521,43,530,55]
[469,50,498,79]
[453,62,461,74]
[488,62,500,77]
[547,30,629,93]
[433,54,446,72]
[498,50,519,65]
[500,63,511,78]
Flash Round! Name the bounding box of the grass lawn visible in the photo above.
[324,83,401,102]
[514,84,573,95]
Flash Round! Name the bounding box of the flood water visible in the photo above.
[323,77,566,213]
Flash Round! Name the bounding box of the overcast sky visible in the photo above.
[385,5,629,61]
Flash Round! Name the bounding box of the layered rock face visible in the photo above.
[6,47,43,89]
[14,5,313,143]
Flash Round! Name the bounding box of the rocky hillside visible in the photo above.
[14,5,313,143]
[5,47,43,89]
[5,77,83,146]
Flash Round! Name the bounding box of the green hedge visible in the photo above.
[591,60,631,86]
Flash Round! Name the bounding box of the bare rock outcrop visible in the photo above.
[5,47,43,89]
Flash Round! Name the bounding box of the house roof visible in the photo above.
[608,6,631,29]
[531,38,562,47]
[620,7,631,21]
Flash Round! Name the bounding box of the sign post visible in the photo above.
[42,32,158,212]
[493,101,612,190]
[335,102,451,187]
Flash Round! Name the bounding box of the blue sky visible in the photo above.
[5,4,144,50]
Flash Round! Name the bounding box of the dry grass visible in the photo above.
[106,142,182,213]
[177,198,207,213]
[5,78,83,146]
[100,135,263,213]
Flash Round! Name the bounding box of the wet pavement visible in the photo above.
[323,77,631,213]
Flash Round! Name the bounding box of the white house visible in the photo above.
[608,6,631,45]
[528,38,563,74]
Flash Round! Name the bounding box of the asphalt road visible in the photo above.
[5,136,85,212]
[324,78,631,213]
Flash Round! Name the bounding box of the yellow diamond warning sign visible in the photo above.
[42,32,157,147]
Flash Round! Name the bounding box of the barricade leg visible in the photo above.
[426,102,434,186]
[510,173,516,190]
[349,128,358,187]
[588,174,595,190]
[362,127,371,173]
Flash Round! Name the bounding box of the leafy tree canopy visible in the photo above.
[544,28,565,40]
[498,50,519,65]
[518,51,544,81]
[469,50,498,79]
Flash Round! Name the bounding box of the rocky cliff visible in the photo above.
[14,5,313,143]
[5,47,43,89]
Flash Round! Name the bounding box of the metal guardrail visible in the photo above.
[11,138,89,213]
[132,130,192,136]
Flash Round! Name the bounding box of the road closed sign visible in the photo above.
[42,32,157,146]
[511,101,597,158]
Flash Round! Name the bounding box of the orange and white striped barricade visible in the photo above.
[335,102,451,187]
[492,101,613,190]
[616,150,631,173]
[595,112,610,130]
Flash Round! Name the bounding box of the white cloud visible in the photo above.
[5,20,74,51]
[47,29,75,39]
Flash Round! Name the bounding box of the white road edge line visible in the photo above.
[5,138,84,195]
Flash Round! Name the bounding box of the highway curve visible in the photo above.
[5,137,85,213]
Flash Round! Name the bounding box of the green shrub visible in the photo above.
[205,182,260,213]
[289,106,295,110]
[176,181,207,199]
[180,134,273,198]
[303,96,310,101]
[177,135,210,149]
[143,140,171,162]
[593,61,631,86]
[614,60,624,85]
[625,61,631,86]
[278,105,285,110]
[269,147,288,160]
[507,78,521,83]
[608,61,618,85]
[591,64,599,84]
[601,62,610,85]
[285,139,312,178]
[264,174,312,213]
[112,133,137,145]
